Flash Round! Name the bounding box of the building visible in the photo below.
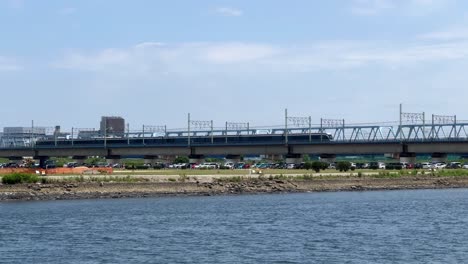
[1,127,47,147]
[100,116,125,136]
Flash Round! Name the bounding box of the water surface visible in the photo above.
[1,189,467,263]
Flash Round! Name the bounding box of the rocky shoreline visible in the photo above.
[1,175,468,201]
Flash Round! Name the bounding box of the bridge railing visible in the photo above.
[2,122,468,149]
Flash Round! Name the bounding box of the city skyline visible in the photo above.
[1,0,468,129]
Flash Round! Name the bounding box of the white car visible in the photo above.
[421,162,432,169]
[198,163,218,169]
[378,162,386,169]
[223,162,234,169]
[463,163,468,169]
[432,163,447,169]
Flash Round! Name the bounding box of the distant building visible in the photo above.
[77,130,100,139]
[100,116,125,136]
[1,127,47,147]
[3,127,46,135]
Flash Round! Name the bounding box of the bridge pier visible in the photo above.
[106,155,121,166]
[264,154,283,161]
[158,155,176,163]
[72,156,87,166]
[319,154,336,163]
[225,155,241,164]
[285,154,302,164]
[431,153,447,163]
[399,152,416,164]
[8,156,23,166]
[34,156,49,169]
[144,155,159,166]
[189,154,204,164]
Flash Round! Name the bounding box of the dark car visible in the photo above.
[386,162,403,170]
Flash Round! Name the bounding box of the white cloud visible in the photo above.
[53,42,277,73]
[52,39,468,75]
[203,43,277,63]
[6,0,23,9]
[215,7,243,17]
[58,7,77,15]
[0,56,21,71]
[351,0,449,16]
[350,0,395,16]
[418,27,468,40]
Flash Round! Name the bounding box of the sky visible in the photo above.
[1,0,468,131]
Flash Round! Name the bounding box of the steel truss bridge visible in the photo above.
[1,122,468,149]
[1,106,467,149]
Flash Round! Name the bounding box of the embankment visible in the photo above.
[1,174,468,201]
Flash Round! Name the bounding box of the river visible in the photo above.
[1,189,467,263]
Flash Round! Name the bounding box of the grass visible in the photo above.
[5,168,468,185]
[42,175,144,184]
[435,169,468,177]
[216,176,243,182]
[1,173,40,184]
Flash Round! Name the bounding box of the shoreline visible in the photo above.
[1,175,468,201]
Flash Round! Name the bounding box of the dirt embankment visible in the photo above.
[1,175,468,201]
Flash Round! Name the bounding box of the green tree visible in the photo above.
[311,161,322,172]
[174,156,189,164]
[336,161,351,172]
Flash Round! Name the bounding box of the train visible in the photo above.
[34,133,333,147]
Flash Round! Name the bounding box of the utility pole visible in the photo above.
[187,113,191,147]
[30,120,34,148]
[285,108,288,145]
[127,123,130,145]
[399,103,402,141]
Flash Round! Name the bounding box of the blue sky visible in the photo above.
[1,0,468,131]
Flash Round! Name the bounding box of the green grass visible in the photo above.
[435,169,468,177]
[1,173,40,184]
[216,176,243,182]
[42,175,144,184]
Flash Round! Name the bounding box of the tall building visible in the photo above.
[100,116,125,136]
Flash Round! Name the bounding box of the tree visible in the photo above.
[336,161,351,172]
[310,161,329,172]
[174,156,189,164]
[311,161,322,172]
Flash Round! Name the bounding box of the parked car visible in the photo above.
[421,162,432,169]
[432,162,447,169]
[448,162,461,169]
[223,162,234,169]
[369,162,385,169]
[386,162,404,170]
[65,162,78,168]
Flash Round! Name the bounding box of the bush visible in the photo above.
[336,161,351,172]
[311,161,323,172]
[174,156,189,164]
[2,173,40,184]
